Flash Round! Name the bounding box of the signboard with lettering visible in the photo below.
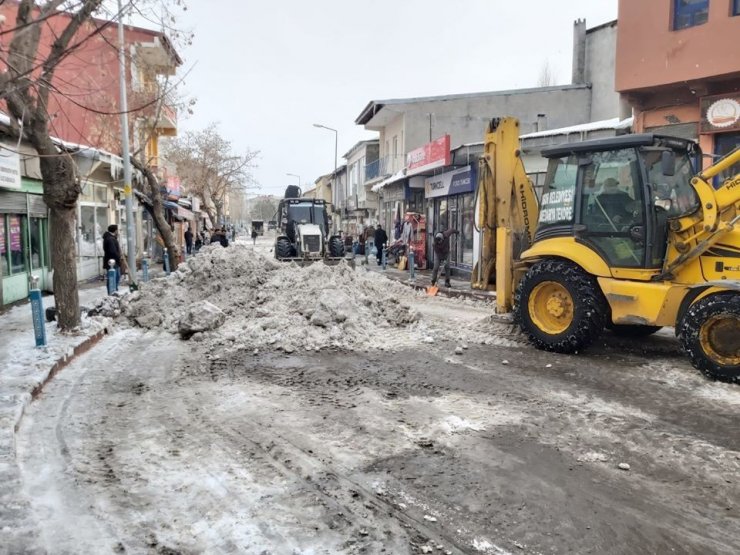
[0,146,21,189]
[406,135,451,176]
[701,93,740,134]
[538,187,575,224]
[424,165,476,199]
[383,182,410,202]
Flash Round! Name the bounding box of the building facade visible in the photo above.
[617,0,740,178]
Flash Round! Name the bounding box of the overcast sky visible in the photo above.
[174,0,618,196]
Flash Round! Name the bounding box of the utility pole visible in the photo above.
[117,0,136,284]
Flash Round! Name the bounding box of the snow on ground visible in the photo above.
[121,243,512,355]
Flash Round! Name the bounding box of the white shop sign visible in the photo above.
[0,146,21,189]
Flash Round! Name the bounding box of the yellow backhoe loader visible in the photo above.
[472,117,740,383]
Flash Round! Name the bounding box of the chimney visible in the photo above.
[537,113,548,132]
[572,18,587,84]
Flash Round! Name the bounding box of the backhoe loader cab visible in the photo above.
[473,117,740,383]
[274,197,344,261]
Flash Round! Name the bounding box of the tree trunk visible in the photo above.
[131,158,179,271]
[49,206,80,328]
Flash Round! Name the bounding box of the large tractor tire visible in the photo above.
[275,237,294,260]
[609,324,663,337]
[514,259,608,354]
[677,293,740,383]
[329,236,345,258]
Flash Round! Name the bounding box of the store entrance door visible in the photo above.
[714,132,740,188]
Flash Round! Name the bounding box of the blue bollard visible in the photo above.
[142,258,149,282]
[408,250,415,280]
[29,276,47,347]
[164,248,171,275]
[382,246,387,270]
[107,259,117,295]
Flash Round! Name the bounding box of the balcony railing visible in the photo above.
[364,155,405,183]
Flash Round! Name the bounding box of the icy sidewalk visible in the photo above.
[361,256,496,302]
[0,284,110,548]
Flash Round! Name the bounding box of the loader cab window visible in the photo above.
[643,149,698,218]
[537,155,578,233]
[579,148,646,268]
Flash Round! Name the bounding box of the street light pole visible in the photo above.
[117,0,136,285]
[313,123,338,231]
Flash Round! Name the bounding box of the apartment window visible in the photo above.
[673,0,709,30]
[733,0,740,15]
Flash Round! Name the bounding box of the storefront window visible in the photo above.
[80,181,95,202]
[8,214,25,274]
[95,184,108,204]
[30,217,43,269]
[714,132,740,188]
[461,194,474,266]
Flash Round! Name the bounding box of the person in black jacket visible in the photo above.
[102,224,122,288]
[373,224,388,266]
[431,228,459,287]
[184,226,193,255]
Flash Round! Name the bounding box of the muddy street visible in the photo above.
[14,300,740,554]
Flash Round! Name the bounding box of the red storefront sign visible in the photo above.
[166,175,182,197]
[406,135,451,176]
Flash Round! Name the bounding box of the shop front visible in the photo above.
[699,93,740,186]
[0,178,50,305]
[379,180,411,241]
[424,164,477,276]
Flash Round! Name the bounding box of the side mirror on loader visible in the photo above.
[661,151,676,177]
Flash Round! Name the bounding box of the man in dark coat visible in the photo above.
[184,226,193,255]
[102,224,122,289]
[431,228,460,287]
[373,224,388,266]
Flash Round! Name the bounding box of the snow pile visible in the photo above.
[124,245,422,352]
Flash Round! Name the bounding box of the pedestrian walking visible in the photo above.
[102,224,123,289]
[218,227,229,248]
[184,225,193,255]
[431,227,460,288]
[251,227,258,245]
[373,224,388,266]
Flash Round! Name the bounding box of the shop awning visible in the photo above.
[176,206,195,220]
[371,168,406,193]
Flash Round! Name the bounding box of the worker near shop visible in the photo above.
[102,224,123,289]
[431,227,460,288]
[184,225,193,255]
[373,224,388,266]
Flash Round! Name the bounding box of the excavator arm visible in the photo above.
[471,118,539,312]
[660,147,740,279]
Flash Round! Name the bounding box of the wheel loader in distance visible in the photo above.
[472,117,740,383]
[274,185,345,262]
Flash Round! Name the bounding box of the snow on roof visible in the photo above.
[520,117,633,139]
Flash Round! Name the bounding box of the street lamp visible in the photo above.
[313,123,338,230]
[286,173,301,188]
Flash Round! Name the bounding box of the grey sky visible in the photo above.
[176,0,617,196]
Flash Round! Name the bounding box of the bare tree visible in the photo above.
[165,123,259,226]
[250,196,279,223]
[0,0,108,330]
[537,60,557,87]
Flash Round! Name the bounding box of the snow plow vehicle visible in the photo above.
[473,117,740,383]
[274,186,345,262]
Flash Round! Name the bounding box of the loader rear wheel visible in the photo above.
[610,324,663,337]
[276,237,294,260]
[329,236,344,258]
[678,293,740,383]
[514,259,608,354]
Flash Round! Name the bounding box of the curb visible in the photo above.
[14,328,108,433]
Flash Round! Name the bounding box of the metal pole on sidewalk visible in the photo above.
[29,275,47,347]
[117,0,136,287]
[408,249,415,281]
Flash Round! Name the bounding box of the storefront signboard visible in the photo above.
[701,93,740,134]
[383,182,410,202]
[9,215,21,250]
[166,175,182,197]
[0,146,21,189]
[424,165,476,199]
[406,135,451,176]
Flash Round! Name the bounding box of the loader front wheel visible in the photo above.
[514,259,608,354]
[329,236,345,258]
[678,293,740,383]
[275,237,294,260]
